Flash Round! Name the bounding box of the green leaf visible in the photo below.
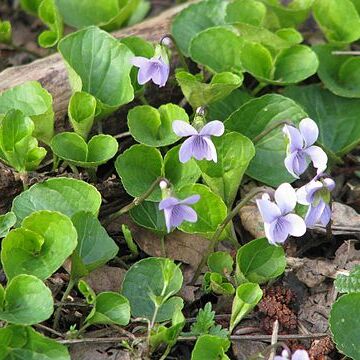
[12,177,102,224]
[122,257,183,322]
[86,292,130,326]
[204,272,235,296]
[190,302,216,336]
[2,210,78,280]
[130,201,167,233]
[0,81,54,143]
[58,26,134,119]
[225,94,307,186]
[225,0,266,26]
[0,19,11,44]
[335,266,360,294]
[20,0,43,14]
[71,211,118,279]
[51,133,118,168]
[197,132,255,207]
[178,184,227,237]
[128,104,189,147]
[0,274,53,325]
[191,334,230,360]
[0,325,70,359]
[175,71,243,110]
[68,92,97,139]
[38,0,63,48]
[78,280,96,304]
[115,144,163,201]
[330,293,360,359]
[207,251,234,275]
[0,212,16,238]
[313,0,360,43]
[235,238,286,284]
[190,26,243,73]
[0,110,46,173]
[171,0,228,56]
[313,44,360,98]
[284,84,360,156]
[275,28,303,45]
[121,224,139,255]
[230,283,263,333]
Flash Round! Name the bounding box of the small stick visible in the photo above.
[332,51,360,56]
[269,320,279,360]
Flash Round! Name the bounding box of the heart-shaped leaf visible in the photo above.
[225,94,307,186]
[225,0,266,26]
[0,325,70,359]
[1,210,78,280]
[86,292,131,326]
[12,177,102,224]
[0,110,47,173]
[51,133,118,168]
[176,71,243,110]
[0,81,54,143]
[197,132,255,207]
[207,251,234,276]
[71,211,118,279]
[0,212,16,238]
[130,201,167,233]
[122,257,183,322]
[204,272,235,295]
[0,274,53,325]
[284,84,360,156]
[128,104,189,147]
[68,92,97,140]
[58,26,134,118]
[191,335,230,360]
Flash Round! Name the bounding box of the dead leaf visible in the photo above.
[232,340,267,360]
[84,266,126,293]
[239,203,265,239]
[69,343,131,360]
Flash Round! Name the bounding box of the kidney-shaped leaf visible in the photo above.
[191,334,230,360]
[12,177,102,224]
[0,274,53,325]
[2,210,78,280]
[122,257,183,322]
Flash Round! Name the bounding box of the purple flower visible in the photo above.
[172,120,224,163]
[275,349,309,360]
[283,118,328,178]
[131,56,170,87]
[159,195,200,233]
[256,183,306,245]
[297,176,335,227]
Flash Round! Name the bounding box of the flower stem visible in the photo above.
[161,34,189,72]
[251,82,267,96]
[253,120,293,144]
[138,93,149,105]
[190,187,268,284]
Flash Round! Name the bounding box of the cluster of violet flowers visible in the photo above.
[257,118,335,245]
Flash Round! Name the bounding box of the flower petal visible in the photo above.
[159,197,179,210]
[178,205,198,223]
[203,136,218,162]
[304,145,328,173]
[179,137,196,163]
[299,117,319,147]
[320,203,331,226]
[172,120,197,137]
[181,194,200,205]
[297,180,323,205]
[275,183,297,215]
[284,152,300,179]
[256,198,281,223]
[137,62,154,85]
[168,205,186,229]
[266,218,290,244]
[163,208,172,233]
[305,201,325,227]
[283,213,306,237]
[191,136,213,161]
[283,125,303,152]
[199,120,225,136]
[151,60,170,87]
[131,56,150,68]
[323,177,335,192]
[292,350,309,360]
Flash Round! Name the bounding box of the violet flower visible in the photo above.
[159,194,200,233]
[131,55,170,87]
[297,176,335,227]
[172,120,224,163]
[275,349,309,360]
[256,183,306,245]
[283,118,328,178]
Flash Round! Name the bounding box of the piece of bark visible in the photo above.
[0,1,196,121]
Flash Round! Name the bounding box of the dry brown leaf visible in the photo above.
[69,343,130,360]
[239,203,265,239]
[232,340,267,360]
[84,266,126,293]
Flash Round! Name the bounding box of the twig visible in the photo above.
[34,324,64,338]
[269,320,279,360]
[114,131,131,139]
[332,51,360,55]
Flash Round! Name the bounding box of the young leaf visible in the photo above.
[86,292,131,326]
[78,280,96,304]
[122,257,183,322]
[12,177,102,224]
[68,92,97,139]
[128,104,189,147]
[0,19,11,44]
[235,238,286,284]
[58,26,134,119]
[38,0,63,48]
[0,110,47,173]
[121,224,139,256]
[175,71,243,110]
[191,334,230,360]
[0,81,54,143]
[197,132,255,207]
[225,0,266,26]
[335,266,360,294]
[229,283,263,333]
[0,274,53,325]
[71,211,118,279]
[207,251,234,276]
[204,272,235,296]
[330,293,360,359]
[0,212,16,238]
[225,94,307,186]
[190,302,216,336]
[1,210,78,280]
[0,325,70,359]
[51,133,118,168]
